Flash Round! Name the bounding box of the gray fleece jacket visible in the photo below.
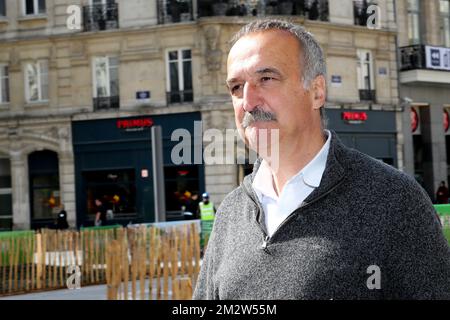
[193,131,450,300]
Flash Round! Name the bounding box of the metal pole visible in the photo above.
[151,126,166,222]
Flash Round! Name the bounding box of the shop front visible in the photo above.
[327,109,398,167]
[72,112,204,228]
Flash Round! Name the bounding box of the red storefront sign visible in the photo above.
[116,118,154,130]
[342,111,368,124]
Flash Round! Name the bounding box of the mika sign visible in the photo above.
[342,111,368,124]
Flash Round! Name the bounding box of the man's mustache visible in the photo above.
[242,108,277,129]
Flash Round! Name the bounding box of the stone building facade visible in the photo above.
[397,0,450,200]
[0,0,400,229]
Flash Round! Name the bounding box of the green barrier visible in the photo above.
[0,230,34,239]
[80,224,122,231]
[433,204,450,245]
[0,230,35,265]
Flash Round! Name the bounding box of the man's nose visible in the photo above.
[242,82,261,113]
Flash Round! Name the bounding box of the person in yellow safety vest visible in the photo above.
[198,192,216,221]
[199,192,216,250]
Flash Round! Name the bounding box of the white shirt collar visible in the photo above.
[252,130,331,200]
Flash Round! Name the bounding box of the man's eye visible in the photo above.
[261,77,273,82]
[231,84,242,93]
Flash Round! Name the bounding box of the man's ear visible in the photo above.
[311,75,326,111]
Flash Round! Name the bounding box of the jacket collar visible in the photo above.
[243,130,348,205]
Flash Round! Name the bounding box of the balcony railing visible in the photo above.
[157,0,194,24]
[93,96,120,111]
[359,89,376,102]
[399,45,426,71]
[197,0,329,21]
[83,3,119,32]
[166,90,193,104]
[400,44,450,73]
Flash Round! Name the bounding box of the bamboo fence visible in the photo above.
[0,222,200,300]
[105,223,201,300]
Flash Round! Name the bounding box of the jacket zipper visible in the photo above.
[243,176,346,251]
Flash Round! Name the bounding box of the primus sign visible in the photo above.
[117,118,154,131]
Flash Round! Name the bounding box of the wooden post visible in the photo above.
[53,231,58,288]
[13,237,19,293]
[31,233,36,291]
[20,237,25,292]
[36,233,42,290]
[105,242,112,300]
[130,229,137,300]
[110,240,116,300]
[163,233,169,300]
[148,227,157,300]
[47,231,52,289]
[170,228,179,300]
[97,229,100,283]
[59,232,65,288]
[75,231,80,279]
[178,277,192,300]
[48,231,52,289]
[139,226,147,300]
[180,227,187,276]
[49,231,53,288]
[122,228,129,301]
[103,229,108,283]
[156,233,162,300]
[192,223,201,286]
[25,234,31,291]
[42,231,47,289]
[85,229,90,285]
[173,277,180,300]
[67,231,72,269]
[83,230,87,286]
[187,224,194,282]
[90,230,95,284]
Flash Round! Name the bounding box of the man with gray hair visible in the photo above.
[193,19,450,299]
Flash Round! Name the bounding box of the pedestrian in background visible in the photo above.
[55,204,69,230]
[94,197,107,226]
[436,181,449,204]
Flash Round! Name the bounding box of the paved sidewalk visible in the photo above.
[0,279,177,300]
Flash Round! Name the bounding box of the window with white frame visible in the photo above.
[24,0,46,15]
[356,49,375,100]
[407,0,421,45]
[92,56,119,98]
[441,0,450,47]
[0,0,6,16]
[166,49,193,104]
[0,65,9,104]
[25,60,48,103]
